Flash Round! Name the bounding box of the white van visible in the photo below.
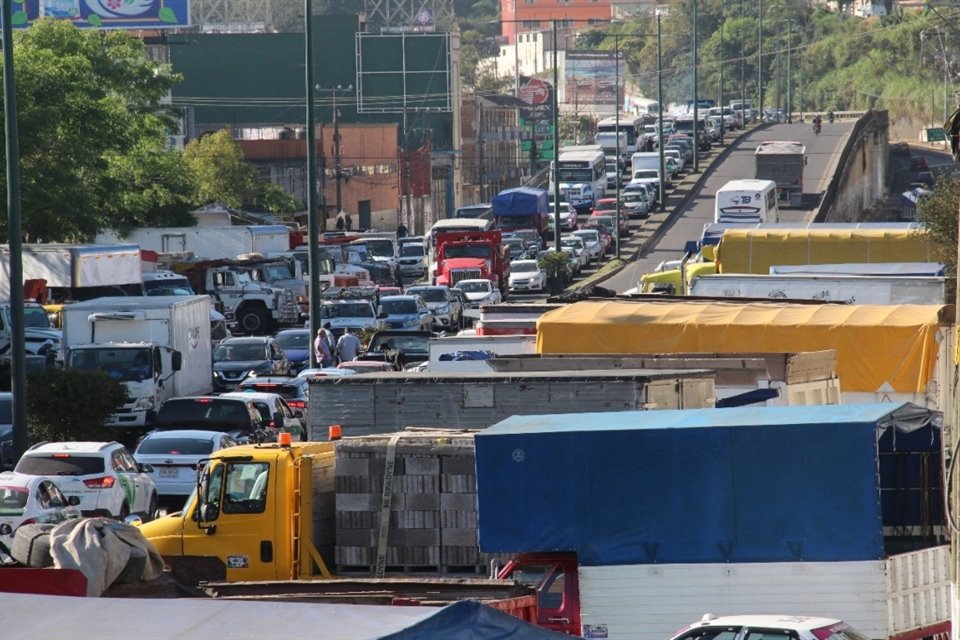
[714,179,779,223]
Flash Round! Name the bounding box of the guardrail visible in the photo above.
[798,110,868,122]
[814,109,886,222]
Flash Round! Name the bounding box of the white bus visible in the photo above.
[596,114,644,155]
[549,146,607,207]
[714,179,779,223]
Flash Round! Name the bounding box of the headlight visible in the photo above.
[436,304,450,314]
[214,370,225,379]
[403,317,419,327]
[132,398,155,411]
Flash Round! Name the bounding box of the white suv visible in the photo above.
[14,441,158,521]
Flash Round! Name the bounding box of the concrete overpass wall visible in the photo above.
[817,110,889,222]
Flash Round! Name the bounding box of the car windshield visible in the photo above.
[512,262,538,273]
[261,265,293,281]
[621,192,646,202]
[322,303,374,318]
[368,335,428,353]
[401,245,424,257]
[409,289,446,303]
[634,171,658,180]
[24,306,52,328]
[68,347,153,382]
[442,244,491,259]
[561,238,582,249]
[137,436,216,456]
[574,231,599,242]
[381,299,418,314]
[275,332,309,350]
[144,278,194,296]
[364,239,394,258]
[214,343,269,361]
[16,455,105,476]
[456,281,490,293]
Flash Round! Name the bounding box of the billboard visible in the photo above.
[9,0,190,29]
[356,31,451,113]
[563,51,624,107]
[518,75,555,162]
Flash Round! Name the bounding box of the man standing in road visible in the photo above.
[314,328,333,367]
[336,328,362,364]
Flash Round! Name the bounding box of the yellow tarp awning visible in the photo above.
[716,228,934,274]
[536,301,946,393]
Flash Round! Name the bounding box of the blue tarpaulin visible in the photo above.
[491,187,548,217]
[475,403,941,566]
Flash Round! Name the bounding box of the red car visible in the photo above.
[592,198,619,215]
[910,156,929,171]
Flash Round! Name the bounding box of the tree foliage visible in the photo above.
[182,130,257,210]
[916,173,959,300]
[26,368,127,443]
[0,19,191,242]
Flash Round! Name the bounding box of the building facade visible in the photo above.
[460,95,532,204]
[500,0,612,44]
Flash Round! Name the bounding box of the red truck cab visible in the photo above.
[435,230,510,298]
[497,552,581,636]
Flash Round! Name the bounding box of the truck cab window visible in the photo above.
[223,462,269,514]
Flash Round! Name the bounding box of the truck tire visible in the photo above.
[238,306,269,335]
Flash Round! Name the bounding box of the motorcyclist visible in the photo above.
[812,114,823,134]
[827,110,835,123]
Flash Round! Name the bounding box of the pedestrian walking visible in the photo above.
[314,328,333,367]
[396,222,408,239]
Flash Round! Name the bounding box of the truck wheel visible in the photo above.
[239,307,269,334]
[146,493,159,522]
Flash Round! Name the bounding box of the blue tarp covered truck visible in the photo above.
[477,403,951,640]
[491,187,549,237]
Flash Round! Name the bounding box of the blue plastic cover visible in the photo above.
[476,403,937,566]
[438,350,496,361]
[491,187,548,217]
[381,600,570,640]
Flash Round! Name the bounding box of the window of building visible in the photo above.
[522,20,540,28]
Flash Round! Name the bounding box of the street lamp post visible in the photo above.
[757,0,764,114]
[786,21,793,124]
[552,19,561,253]
[692,0,699,173]
[304,0,323,368]
[614,36,621,260]
[657,12,665,211]
[331,84,352,217]
[718,0,724,147]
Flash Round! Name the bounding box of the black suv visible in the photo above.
[155,396,273,443]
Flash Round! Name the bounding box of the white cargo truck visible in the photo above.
[62,296,212,430]
[0,244,143,301]
[96,225,290,260]
[689,274,947,305]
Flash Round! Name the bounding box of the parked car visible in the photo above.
[360,330,431,368]
[14,441,158,520]
[508,259,546,292]
[272,328,311,373]
[0,473,81,542]
[574,227,609,257]
[378,294,434,331]
[133,430,238,505]
[549,200,580,231]
[910,155,929,171]
[561,235,593,266]
[619,190,651,218]
[237,375,311,414]
[155,396,270,444]
[667,614,868,640]
[221,391,304,438]
[590,213,630,239]
[405,286,463,331]
[454,279,502,307]
[0,392,13,471]
[397,242,427,278]
[213,336,292,392]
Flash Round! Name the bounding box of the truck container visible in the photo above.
[475,403,950,640]
[689,274,947,305]
[754,140,806,206]
[433,230,510,297]
[61,296,213,430]
[96,225,291,261]
[715,228,935,275]
[491,187,549,236]
[306,369,716,438]
[0,244,143,301]
[535,300,953,410]
[768,262,945,277]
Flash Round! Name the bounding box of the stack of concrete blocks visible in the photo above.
[334,429,494,574]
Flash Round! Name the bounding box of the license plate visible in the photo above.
[159,467,179,478]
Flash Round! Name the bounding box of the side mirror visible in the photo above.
[198,502,219,522]
[273,411,285,431]
[171,351,183,371]
[67,495,81,506]
[139,463,154,474]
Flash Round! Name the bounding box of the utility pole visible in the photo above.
[332,84,352,217]
[614,36,621,259]
[3,0,28,461]
[657,12,665,211]
[718,0,724,146]
[552,19,561,253]
[478,101,486,202]
[757,0,764,114]
[786,21,793,123]
[775,24,781,117]
[740,0,745,127]
[692,0,699,173]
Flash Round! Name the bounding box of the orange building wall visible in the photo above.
[501,0,612,43]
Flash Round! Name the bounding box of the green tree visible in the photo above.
[26,368,127,443]
[915,173,959,302]
[182,129,256,209]
[0,19,189,242]
[248,181,303,214]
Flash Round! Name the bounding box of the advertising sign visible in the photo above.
[563,51,624,106]
[9,0,190,29]
[518,75,555,162]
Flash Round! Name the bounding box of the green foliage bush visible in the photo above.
[26,368,127,443]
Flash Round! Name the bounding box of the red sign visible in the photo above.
[519,77,550,106]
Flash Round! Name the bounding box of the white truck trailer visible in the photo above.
[96,225,290,260]
[62,296,212,430]
[689,274,947,305]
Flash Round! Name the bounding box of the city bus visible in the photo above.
[596,114,644,155]
[714,179,779,224]
[548,145,608,207]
